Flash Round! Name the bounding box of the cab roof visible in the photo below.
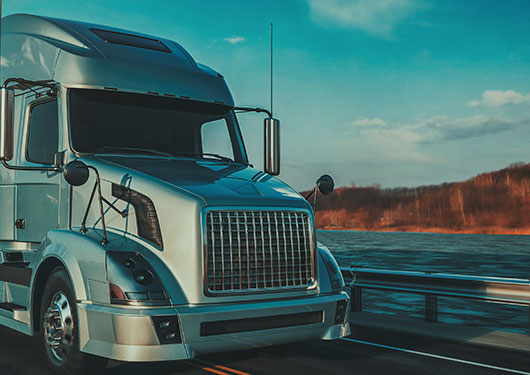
[0,14,234,106]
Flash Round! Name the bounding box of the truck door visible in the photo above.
[15,98,61,243]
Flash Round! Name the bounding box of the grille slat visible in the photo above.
[206,210,314,293]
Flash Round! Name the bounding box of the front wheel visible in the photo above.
[39,267,107,374]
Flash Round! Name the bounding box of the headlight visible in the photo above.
[318,244,344,293]
[106,251,170,306]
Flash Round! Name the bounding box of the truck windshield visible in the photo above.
[69,89,247,163]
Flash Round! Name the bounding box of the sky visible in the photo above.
[2,0,530,191]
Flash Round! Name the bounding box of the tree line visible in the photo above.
[308,163,530,234]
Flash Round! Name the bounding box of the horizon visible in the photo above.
[2,1,529,191]
[318,160,529,191]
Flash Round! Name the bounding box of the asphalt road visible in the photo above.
[1,324,529,375]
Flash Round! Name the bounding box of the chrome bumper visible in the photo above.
[77,292,351,362]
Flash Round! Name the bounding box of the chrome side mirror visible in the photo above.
[0,88,15,161]
[63,160,89,186]
[304,174,335,211]
[317,174,334,195]
[264,118,280,175]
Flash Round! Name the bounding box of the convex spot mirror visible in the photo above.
[317,174,334,195]
[264,118,280,175]
[0,88,15,161]
[63,160,89,186]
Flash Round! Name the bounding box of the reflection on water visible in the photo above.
[317,230,530,334]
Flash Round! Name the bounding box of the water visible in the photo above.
[317,230,530,334]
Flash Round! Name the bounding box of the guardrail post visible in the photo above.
[350,286,362,312]
[425,294,438,323]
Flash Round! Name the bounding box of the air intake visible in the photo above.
[91,28,171,53]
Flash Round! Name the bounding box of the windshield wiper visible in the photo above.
[101,146,173,158]
[169,151,234,163]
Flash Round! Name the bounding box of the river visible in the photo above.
[317,230,530,334]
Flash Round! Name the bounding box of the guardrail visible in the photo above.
[340,267,530,330]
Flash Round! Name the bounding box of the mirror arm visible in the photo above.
[86,165,109,245]
[304,185,320,212]
[78,165,109,244]
[101,196,128,218]
[234,106,273,118]
[1,158,61,172]
[80,182,98,235]
[313,185,319,210]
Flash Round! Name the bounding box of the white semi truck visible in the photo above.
[0,14,350,374]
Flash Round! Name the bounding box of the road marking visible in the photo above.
[340,337,530,375]
[184,360,232,375]
[193,359,253,375]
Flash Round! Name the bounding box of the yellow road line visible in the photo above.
[184,360,232,375]
[192,359,253,375]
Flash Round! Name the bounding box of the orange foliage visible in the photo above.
[307,163,530,234]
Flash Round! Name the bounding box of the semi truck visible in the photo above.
[0,14,350,374]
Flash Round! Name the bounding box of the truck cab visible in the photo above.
[0,14,349,374]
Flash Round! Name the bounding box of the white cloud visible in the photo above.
[223,36,245,45]
[482,90,530,107]
[361,114,521,144]
[467,89,530,107]
[306,0,425,38]
[353,117,386,127]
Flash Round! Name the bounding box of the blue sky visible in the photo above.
[3,0,530,190]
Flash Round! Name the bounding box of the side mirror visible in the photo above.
[264,118,280,175]
[63,160,89,186]
[317,174,334,195]
[0,88,15,161]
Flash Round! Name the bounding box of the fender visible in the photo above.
[28,229,109,333]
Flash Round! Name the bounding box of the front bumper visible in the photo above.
[77,292,351,362]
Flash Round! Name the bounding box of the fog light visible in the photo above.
[133,269,154,285]
[335,299,349,324]
[152,316,181,344]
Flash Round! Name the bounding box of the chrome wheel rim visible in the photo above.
[43,291,74,363]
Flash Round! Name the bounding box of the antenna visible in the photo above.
[270,22,273,118]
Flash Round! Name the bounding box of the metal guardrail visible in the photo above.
[340,267,530,328]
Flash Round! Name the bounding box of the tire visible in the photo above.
[38,267,107,375]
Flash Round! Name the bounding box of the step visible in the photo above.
[0,303,29,325]
[0,303,26,312]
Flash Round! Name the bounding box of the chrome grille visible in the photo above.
[205,210,314,293]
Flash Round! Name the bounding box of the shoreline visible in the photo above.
[317,226,530,236]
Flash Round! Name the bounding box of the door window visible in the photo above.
[27,100,58,164]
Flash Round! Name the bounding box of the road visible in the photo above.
[1,324,529,375]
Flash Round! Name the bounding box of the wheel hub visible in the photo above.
[43,291,74,363]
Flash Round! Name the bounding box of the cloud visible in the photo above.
[415,115,519,142]
[353,117,386,127]
[360,114,522,144]
[306,0,425,38]
[467,89,530,107]
[223,36,245,45]
[482,90,530,107]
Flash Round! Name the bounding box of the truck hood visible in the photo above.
[94,155,309,208]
